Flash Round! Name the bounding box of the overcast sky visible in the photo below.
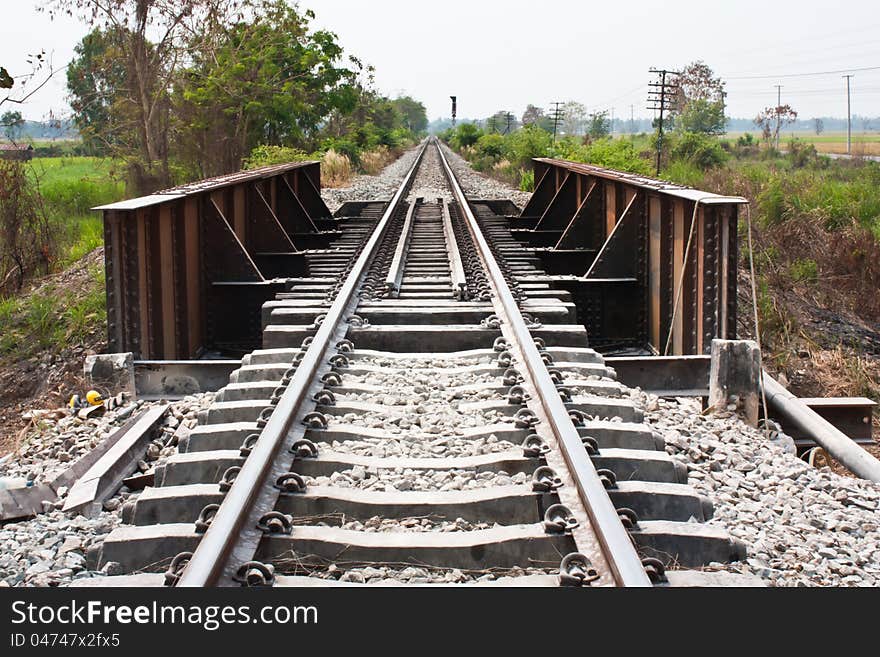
[3,0,879,124]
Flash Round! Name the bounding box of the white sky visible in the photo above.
[2,0,879,124]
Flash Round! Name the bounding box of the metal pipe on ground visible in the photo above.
[763,372,880,483]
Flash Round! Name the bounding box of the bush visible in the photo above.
[450,123,483,149]
[245,145,312,169]
[579,138,652,175]
[519,169,534,192]
[475,133,505,159]
[789,258,819,284]
[786,139,821,169]
[670,132,728,170]
[505,125,552,168]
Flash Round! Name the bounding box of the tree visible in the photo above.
[174,1,362,176]
[1,111,24,140]
[66,27,128,154]
[755,104,797,147]
[521,104,544,126]
[390,96,427,133]
[813,118,824,135]
[673,61,726,135]
[0,67,12,90]
[45,0,253,192]
[587,111,610,139]
[561,101,586,135]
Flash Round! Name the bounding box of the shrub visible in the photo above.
[505,125,553,168]
[789,258,819,284]
[245,145,312,169]
[519,169,535,192]
[786,139,821,169]
[580,138,652,175]
[450,123,483,149]
[475,133,505,160]
[670,132,728,170]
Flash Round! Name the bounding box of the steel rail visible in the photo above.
[384,200,417,297]
[435,139,652,587]
[177,140,430,587]
[441,202,468,300]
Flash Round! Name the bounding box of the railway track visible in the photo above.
[79,139,756,588]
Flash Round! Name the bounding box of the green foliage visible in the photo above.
[475,133,505,159]
[449,123,483,149]
[519,169,535,192]
[244,145,313,169]
[574,138,652,175]
[587,111,610,139]
[0,66,12,89]
[2,110,24,140]
[789,258,819,284]
[786,139,821,169]
[504,125,552,165]
[663,159,706,187]
[390,96,428,133]
[66,27,128,155]
[0,266,106,357]
[670,131,728,170]
[676,98,726,136]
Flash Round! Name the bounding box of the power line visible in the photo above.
[725,65,880,80]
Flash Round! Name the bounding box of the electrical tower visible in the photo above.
[549,102,564,143]
[647,68,680,176]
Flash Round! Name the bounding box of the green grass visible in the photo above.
[25,157,124,267]
[0,265,106,358]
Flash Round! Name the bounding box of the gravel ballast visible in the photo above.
[643,393,880,587]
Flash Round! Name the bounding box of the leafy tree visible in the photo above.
[66,27,127,154]
[390,96,427,133]
[45,0,253,192]
[175,1,362,176]
[0,67,12,90]
[1,110,24,140]
[561,101,586,135]
[587,111,610,138]
[673,61,726,135]
[813,118,824,135]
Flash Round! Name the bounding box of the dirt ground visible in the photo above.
[0,250,106,458]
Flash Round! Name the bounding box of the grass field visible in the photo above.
[28,157,125,265]
[725,131,880,156]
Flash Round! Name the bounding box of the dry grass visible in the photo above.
[320,149,352,188]
[812,141,880,157]
[360,146,394,175]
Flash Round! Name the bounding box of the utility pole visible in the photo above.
[504,111,514,135]
[843,74,853,155]
[774,84,782,150]
[648,68,680,176]
[549,101,564,143]
[720,90,728,133]
[610,107,615,136]
[630,104,634,135]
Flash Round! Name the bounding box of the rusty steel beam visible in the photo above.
[96,161,328,360]
[519,158,746,356]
